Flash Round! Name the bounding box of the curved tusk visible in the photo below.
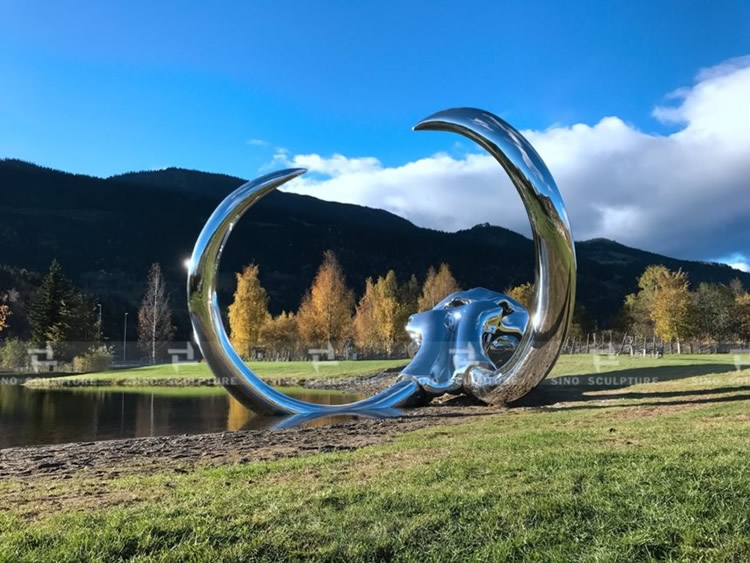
[414,108,576,404]
[187,168,423,415]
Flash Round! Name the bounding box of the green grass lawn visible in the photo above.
[1,354,749,560]
[26,352,746,389]
[59,385,356,399]
[548,352,742,377]
[26,359,408,387]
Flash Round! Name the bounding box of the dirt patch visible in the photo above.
[2,486,150,520]
[300,370,403,395]
[592,402,700,421]
[0,405,501,482]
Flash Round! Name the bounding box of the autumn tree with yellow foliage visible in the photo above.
[373,271,400,355]
[505,282,534,309]
[505,281,592,339]
[353,270,407,356]
[727,278,749,343]
[625,265,696,353]
[0,303,10,333]
[260,311,299,359]
[737,293,750,343]
[296,251,354,353]
[396,274,420,336]
[353,278,378,356]
[418,263,460,311]
[227,264,270,359]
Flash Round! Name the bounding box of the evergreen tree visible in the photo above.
[27,260,100,359]
[137,263,174,363]
[28,260,75,346]
[227,264,270,359]
[49,291,101,359]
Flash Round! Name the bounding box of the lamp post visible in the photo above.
[123,312,128,362]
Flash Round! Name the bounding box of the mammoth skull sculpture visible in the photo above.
[402,288,529,399]
[187,107,576,415]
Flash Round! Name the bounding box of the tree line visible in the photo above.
[3,254,749,371]
[0,260,175,371]
[228,250,461,360]
[229,256,750,360]
[618,265,750,353]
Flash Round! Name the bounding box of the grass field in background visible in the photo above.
[60,385,355,399]
[2,355,749,560]
[24,352,747,388]
[25,359,408,387]
[549,352,743,379]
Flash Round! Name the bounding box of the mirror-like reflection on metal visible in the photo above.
[401,288,529,396]
[188,107,576,414]
[412,108,576,404]
[187,170,424,415]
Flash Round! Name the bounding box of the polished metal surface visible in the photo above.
[413,108,576,404]
[188,107,575,414]
[187,169,422,415]
[401,288,529,396]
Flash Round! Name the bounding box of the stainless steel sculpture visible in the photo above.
[401,288,529,397]
[187,107,576,415]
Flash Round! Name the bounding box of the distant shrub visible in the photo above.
[73,345,114,373]
[0,338,30,371]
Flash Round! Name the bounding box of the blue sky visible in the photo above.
[1,1,749,270]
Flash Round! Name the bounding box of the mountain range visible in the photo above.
[2,158,748,341]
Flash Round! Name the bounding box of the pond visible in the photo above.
[0,383,365,449]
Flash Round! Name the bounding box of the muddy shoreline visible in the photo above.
[3,368,503,480]
[0,404,507,481]
[6,366,693,482]
[3,372,736,481]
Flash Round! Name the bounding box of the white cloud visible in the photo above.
[276,56,750,262]
[246,138,269,147]
[719,253,750,273]
[287,153,381,176]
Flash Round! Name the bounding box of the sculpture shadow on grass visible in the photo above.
[239,363,748,429]
[510,362,750,410]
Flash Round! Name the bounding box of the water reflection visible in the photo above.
[272,408,403,430]
[0,384,373,449]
